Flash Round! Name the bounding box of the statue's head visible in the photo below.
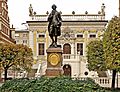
[52,4,57,10]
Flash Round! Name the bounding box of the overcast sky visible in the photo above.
[8,0,119,29]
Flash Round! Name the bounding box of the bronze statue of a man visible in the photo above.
[48,4,62,48]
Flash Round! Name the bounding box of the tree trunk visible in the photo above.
[111,69,116,89]
[0,69,2,82]
[4,69,8,82]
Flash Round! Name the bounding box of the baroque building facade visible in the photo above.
[14,30,29,46]
[26,4,108,78]
[0,0,15,44]
[0,0,15,81]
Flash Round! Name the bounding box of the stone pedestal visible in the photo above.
[46,47,63,77]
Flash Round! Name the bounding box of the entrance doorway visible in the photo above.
[63,64,71,76]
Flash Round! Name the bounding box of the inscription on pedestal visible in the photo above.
[46,47,63,77]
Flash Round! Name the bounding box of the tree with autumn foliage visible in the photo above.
[0,43,33,81]
[86,40,106,76]
[103,16,120,88]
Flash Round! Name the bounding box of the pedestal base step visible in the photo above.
[45,68,63,77]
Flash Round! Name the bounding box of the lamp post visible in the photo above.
[21,23,29,30]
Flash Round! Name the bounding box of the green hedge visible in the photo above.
[0,76,108,92]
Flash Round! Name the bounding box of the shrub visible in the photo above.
[0,76,109,92]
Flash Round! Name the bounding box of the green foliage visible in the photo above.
[13,44,33,71]
[0,43,33,70]
[0,43,33,80]
[0,76,106,92]
[103,16,120,70]
[86,40,106,71]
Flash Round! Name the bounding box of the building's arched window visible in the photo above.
[63,43,71,54]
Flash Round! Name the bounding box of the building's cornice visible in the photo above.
[15,30,29,33]
[28,13,106,22]
[0,31,15,43]
[0,16,10,26]
[27,20,108,23]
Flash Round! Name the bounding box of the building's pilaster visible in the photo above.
[46,30,49,49]
[33,30,37,57]
[29,30,34,54]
